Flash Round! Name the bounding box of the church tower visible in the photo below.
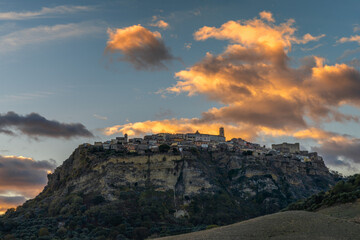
[219,127,224,137]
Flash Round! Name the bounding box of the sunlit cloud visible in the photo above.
[102,118,258,140]
[150,20,170,29]
[193,12,324,50]
[149,16,170,29]
[338,35,360,44]
[259,11,275,22]
[105,12,360,172]
[0,22,102,52]
[105,24,176,70]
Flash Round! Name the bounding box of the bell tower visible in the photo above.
[219,127,224,137]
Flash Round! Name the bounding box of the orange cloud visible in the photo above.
[165,14,359,129]
[259,11,275,22]
[293,128,349,142]
[105,25,175,70]
[103,119,260,141]
[105,12,360,171]
[338,35,360,44]
[150,19,170,29]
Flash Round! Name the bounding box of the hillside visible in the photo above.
[286,174,360,211]
[156,177,360,240]
[155,210,360,240]
[0,144,337,239]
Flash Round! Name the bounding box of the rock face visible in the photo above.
[0,146,337,239]
[45,146,333,210]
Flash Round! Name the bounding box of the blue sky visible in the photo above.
[0,0,359,162]
[1,0,360,212]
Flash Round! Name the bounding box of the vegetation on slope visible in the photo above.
[0,147,337,240]
[286,174,360,211]
[0,188,268,240]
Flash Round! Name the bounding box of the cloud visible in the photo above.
[312,138,360,170]
[149,17,170,29]
[0,195,27,214]
[105,25,176,70]
[301,43,323,51]
[93,114,108,121]
[259,11,275,22]
[293,33,325,44]
[0,155,56,213]
[0,22,102,52]
[338,35,360,44]
[0,5,91,20]
[154,108,174,119]
[102,118,258,140]
[0,111,93,139]
[348,58,360,67]
[167,15,359,129]
[184,42,192,50]
[105,12,360,171]
[193,16,323,49]
[192,10,201,16]
[0,91,54,103]
[354,25,360,33]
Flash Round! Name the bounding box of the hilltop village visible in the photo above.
[83,127,323,164]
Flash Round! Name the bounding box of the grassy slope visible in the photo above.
[155,210,360,240]
[317,199,360,223]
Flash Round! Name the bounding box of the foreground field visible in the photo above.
[156,210,360,240]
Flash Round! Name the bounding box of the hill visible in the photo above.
[155,210,360,240]
[286,174,360,211]
[156,177,360,240]
[0,143,337,239]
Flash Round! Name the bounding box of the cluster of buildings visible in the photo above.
[85,128,321,163]
[90,127,260,154]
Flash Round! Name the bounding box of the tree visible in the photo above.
[159,144,170,153]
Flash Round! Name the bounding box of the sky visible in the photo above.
[1,0,360,213]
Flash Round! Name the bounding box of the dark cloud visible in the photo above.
[0,195,26,205]
[106,25,176,70]
[0,111,93,139]
[0,155,56,188]
[0,155,56,212]
[312,139,360,168]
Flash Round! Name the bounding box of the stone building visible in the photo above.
[272,142,300,154]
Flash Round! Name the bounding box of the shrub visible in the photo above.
[206,224,218,230]
[92,195,105,205]
[4,234,16,240]
[56,227,67,236]
[38,227,50,237]
[159,144,170,153]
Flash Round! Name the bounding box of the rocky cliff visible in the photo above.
[0,146,337,239]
